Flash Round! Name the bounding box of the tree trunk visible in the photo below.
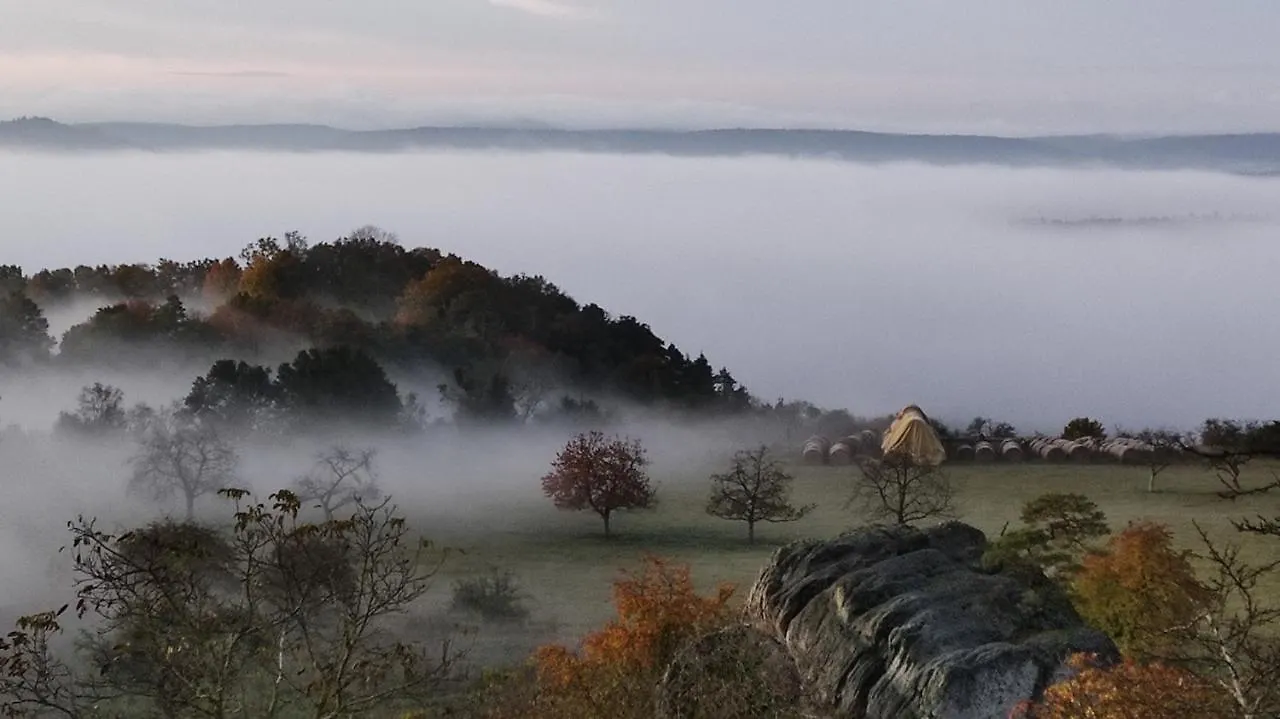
[1148,468,1157,493]
[185,493,195,521]
[748,521,756,545]
[602,511,611,539]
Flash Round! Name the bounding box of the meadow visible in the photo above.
[415,454,1280,664]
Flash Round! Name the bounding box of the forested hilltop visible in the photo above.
[0,227,774,431]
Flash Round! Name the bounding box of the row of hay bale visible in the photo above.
[807,434,1182,467]
[952,439,1026,463]
[1101,438,1153,465]
[954,436,1177,465]
[1097,437,1181,465]
[802,431,883,465]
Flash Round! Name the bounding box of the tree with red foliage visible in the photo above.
[542,431,656,538]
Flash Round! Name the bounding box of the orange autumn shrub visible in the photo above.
[1012,653,1230,719]
[531,555,736,718]
[1070,521,1209,658]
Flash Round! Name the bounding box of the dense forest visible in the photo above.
[0,228,873,436]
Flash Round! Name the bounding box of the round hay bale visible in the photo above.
[802,442,825,465]
[1065,440,1093,462]
[953,443,975,461]
[859,430,880,455]
[1112,445,1153,465]
[829,442,855,465]
[656,625,802,719]
[974,441,997,463]
[802,435,831,465]
[843,435,863,453]
[1039,443,1067,462]
[1000,440,1025,462]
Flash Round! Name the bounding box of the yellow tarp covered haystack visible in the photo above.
[881,405,946,466]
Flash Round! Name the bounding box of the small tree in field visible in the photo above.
[542,431,656,538]
[128,410,238,519]
[706,446,814,543]
[1135,428,1186,493]
[847,455,954,526]
[1063,417,1106,441]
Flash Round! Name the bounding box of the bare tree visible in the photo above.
[1134,428,1186,493]
[128,410,238,520]
[293,445,382,521]
[510,373,554,423]
[55,383,127,438]
[1198,450,1280,501]
[847,455,954,526]
[1156,523,1280,719]
[0,490,461,719]
[706,446,814,543]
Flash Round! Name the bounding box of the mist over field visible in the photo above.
[3,149,1277,432]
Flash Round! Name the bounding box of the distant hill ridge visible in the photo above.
[5,116,1280,175]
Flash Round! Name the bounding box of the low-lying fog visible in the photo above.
[3,149,1279,431]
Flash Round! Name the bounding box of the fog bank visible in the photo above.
[2,149,1278,431]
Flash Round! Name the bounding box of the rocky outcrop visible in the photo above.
[738,522,1118,719]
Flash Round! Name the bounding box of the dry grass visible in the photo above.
[410,459,1280,651]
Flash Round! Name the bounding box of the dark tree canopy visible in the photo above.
[1062,417,1106,441]
[275,346,405,429]
[59,296,222,365]
[438,367,517,426]
[183,359,279,435]
[0,291,53,365]
[966,417,1018,438]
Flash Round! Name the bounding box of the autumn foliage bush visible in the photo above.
[1012,653,1230,719]
[523,555,736,719]
[1070,521,1208,658]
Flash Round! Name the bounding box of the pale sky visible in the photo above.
[3,1,1280,133]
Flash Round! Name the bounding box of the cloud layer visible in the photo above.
[3,148,1277,432]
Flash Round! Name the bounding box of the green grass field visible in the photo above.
[410,457,1280,667]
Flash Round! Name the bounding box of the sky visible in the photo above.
[3,1,1280,134]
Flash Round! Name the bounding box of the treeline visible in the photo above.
[0,227,755,424]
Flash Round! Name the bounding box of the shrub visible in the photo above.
[1013,653,1230,718]
[985,493,1109,579]
[451,569,530,623]
[530,555,736,718]
[1071,522,1208,659]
